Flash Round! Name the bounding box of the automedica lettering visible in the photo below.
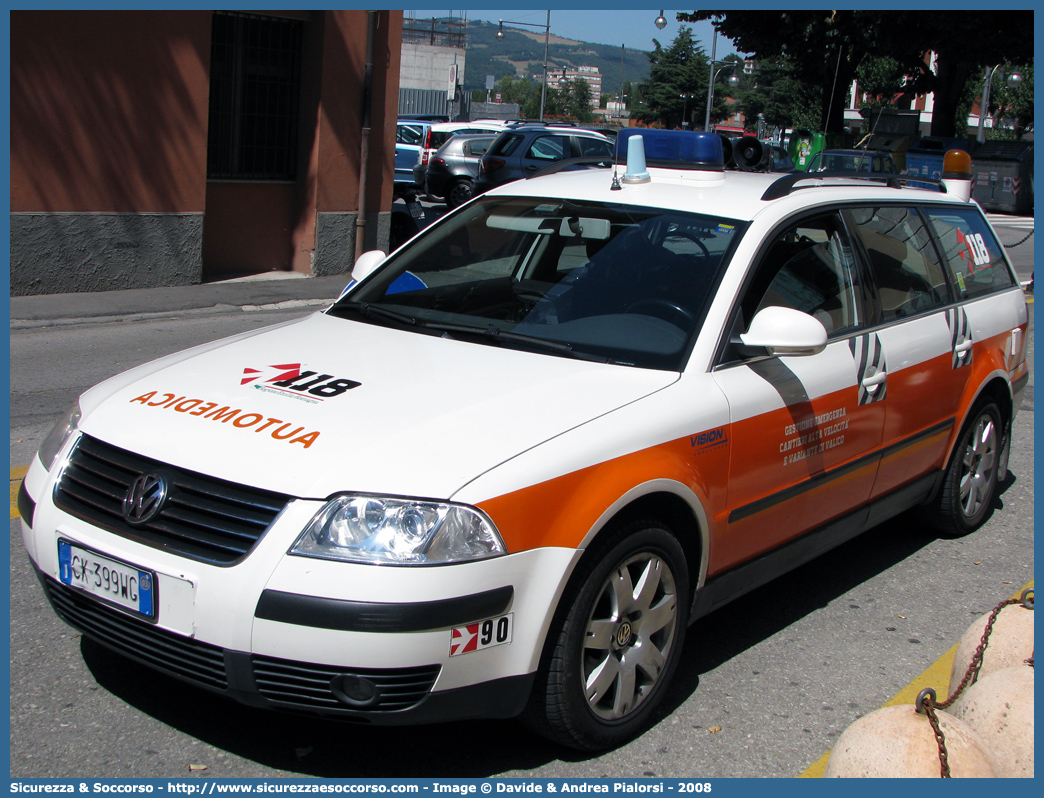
[128,390,321,448]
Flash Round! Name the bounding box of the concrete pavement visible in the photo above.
[9,271,354,330]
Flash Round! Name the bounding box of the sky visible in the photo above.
[404,8,731,56]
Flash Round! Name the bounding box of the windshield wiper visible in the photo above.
[331,302,426,327]
[423,321,615,363]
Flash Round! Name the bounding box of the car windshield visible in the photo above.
[329,196,745,370]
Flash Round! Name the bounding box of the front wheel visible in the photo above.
[522,518,689,750]
[931,402,1002,537]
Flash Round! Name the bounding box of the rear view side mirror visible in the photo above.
[350,250,387,284]
[739,306,827,356]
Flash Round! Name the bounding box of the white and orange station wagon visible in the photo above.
[19,131,1028,750]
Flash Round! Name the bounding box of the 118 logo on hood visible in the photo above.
[242,363,361,400]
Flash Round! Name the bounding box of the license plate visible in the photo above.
[58,540,155,618]
[407,201,424,220]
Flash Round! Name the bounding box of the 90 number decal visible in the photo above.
[450,614,513,657]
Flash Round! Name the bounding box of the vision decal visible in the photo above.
[945,307,973,369]
[241,363,360,402]
[691,427,728,454]
[128,390,321,448]
[850,334,887,405]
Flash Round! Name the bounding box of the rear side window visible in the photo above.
[578,137,613,157]
[850,206,950,322]
[490,134,523,157]
[429,131,452,149]
[527,135,571,161]
[463,139,493,156]
[925,208,1016,299]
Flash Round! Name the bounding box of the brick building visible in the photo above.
[11,10,403,296]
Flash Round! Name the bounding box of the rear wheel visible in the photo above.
[931,402,1001,537]
[446,179,475,209]
[522,518,688,750]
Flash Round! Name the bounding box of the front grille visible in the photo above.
[252,655,441,713]
[43,576,228,690]
[54,435,290,565]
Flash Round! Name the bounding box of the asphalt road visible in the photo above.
[8,216,1034,779]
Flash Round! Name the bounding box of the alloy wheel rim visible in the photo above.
[581,552,678,721]
[959,414,997,518]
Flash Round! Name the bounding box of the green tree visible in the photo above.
[855,56,909,110]
[681,11,918,133]
[632,26,713,129]
[963,61,1035,141]
[681,9,1032,137]
[890,11,1033,137]
[558,77,594,123]
[736,59,821,133]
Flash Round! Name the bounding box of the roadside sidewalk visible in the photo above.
[9,272,353,330]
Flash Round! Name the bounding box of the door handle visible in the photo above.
[954,338,973,355]
[862,369,887,393]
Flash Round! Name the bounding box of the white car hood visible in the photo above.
[79,312,677,500]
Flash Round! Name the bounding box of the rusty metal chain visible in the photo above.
[914,588,1034,777]
[1003,229,1033,248]
[916,688,951,777]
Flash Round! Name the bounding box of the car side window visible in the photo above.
[527,135,571,161]
[463,139,492,156]
[924,207,1016,299]
[578,137,613,157]
[397,125,422,146]
[849,206,951,322]
[740,214,863,338]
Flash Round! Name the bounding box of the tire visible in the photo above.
[522,518,689,750]
[931,402,1002,537]
[446,179,475,209]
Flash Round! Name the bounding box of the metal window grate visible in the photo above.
[207,11,303,180]
[54,434,290,566]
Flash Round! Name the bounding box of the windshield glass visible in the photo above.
[330,196,745,370]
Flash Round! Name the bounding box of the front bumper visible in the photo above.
[34,566,534,723]
[20,451,580,725]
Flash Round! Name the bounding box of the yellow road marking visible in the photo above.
[800,580,1034,776]
[10,466,29,520]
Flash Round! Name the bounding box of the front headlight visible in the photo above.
[38,400,82,470]
[291,494,507,565]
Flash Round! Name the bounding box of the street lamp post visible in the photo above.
[703,29,741,132]
[679,94,694,130]
[977,64,1024,144]
[497,12,551,123]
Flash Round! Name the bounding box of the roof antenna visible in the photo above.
[610,136,623,190]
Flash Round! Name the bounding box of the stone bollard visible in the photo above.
[824,704,999,778]
[949,602,1033,694]
[949,665,1034,777]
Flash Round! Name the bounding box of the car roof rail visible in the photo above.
[527,156,616,180]
[761,171,946,201]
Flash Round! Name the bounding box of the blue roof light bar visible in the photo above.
[615,129,725,172]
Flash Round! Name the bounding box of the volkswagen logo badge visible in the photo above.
[122,473,168,525]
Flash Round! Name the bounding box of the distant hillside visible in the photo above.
[461,19,651,97]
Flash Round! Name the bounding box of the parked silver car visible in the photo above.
[423,133,497,209]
